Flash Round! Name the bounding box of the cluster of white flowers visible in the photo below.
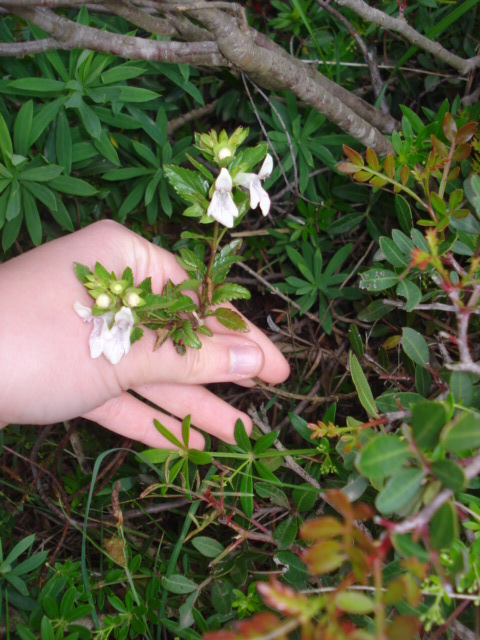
[207,153,273,228]
[74,302,134,365]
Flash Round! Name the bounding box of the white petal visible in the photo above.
[89,316,110,359]
[207,190,238,228]
[215,167,233,191]
[102,307,134,364]
[249,178,271,215]
[258,153,273,180]
[115,306,135,327]
[74,301,93,321]
[233,172,254,189]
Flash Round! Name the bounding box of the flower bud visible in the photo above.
[96,293,112,309]
[110,281,125,295]
[217,147,233,161]
[124,291,142,308]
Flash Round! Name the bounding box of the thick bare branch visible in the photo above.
[102,0,178,37]
[7,6,226,66]
[0,37,60,55]
[335,0,480,75]
[187,7,394,154]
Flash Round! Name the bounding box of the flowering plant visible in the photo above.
[75,128,274,362]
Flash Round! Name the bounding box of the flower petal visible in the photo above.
[89,316,110,359]
[207,190,238,228]
[249,178,271,216]
[215,167,233,191]
[74,301,93,321]
[258,153,273,180]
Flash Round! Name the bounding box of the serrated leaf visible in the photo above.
[212,282,251,305]
[163,164,208,199]
[349,352,379,418]
[214,307,249,332]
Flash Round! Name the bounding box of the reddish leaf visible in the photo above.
[301,517,344,541]
[400,165,410,186]
[337,161,361,174]
[387,615,420,640]
[257,578,311,616]
[343,144,364,167]
[384,154,395,179]
[303,540,346,574]
[369,176,388,188]
[442,112,457,144]
[430,134,448,157]
[327,490,354,520]
[452,143,472,162]
[456,121,478,144]
[353,170,372,183]
[447,165,461,181]
[365,147,379,171]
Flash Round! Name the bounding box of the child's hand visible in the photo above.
[0,221,289,448]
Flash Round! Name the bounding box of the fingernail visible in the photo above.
[230,345,263,376]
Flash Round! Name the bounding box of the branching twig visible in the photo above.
[334,0,480,75]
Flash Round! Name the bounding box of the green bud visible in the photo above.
[110,280,126,295]
[124,289,142,308]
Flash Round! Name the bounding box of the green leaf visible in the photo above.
[212,283,251,305]
[336,592,375,614]
[40,616,55,640]
[449,371,473,405]
[211,579,233,616]
[349,324,364,357]
[397,279,422,312]
[187,449,213,465]
[255,482,290,509]
[357,435,410,480]
[139,448,171,464]
[375,468,424,515]
[429,502,458,550]
[30,97,66,146]
[395,195,413,233]
[240,466,254,518]
[55,109,72,175]
[118,86,160,102]
[23,189,42,246]
[20,165,63,182]
[101,64,146,84]
[359,269,399,292]
[9,78,65,93]
[191,536,224,559]
[50,192,74,231]
[442,411,480,453]
[163,165,208,199]
[253,430,279,454]
[153,419,184,449]
[273,515,298,550]
[349,352,379,418]
[430,459,465,492]
[2,210,23,251]
[234,419,251,452]
[6,181,21,221]
[401,327,429,367]
[14,100,33,157]
[4,535,35,566]
[380,236,409,267]
[181,415,190,449]
[49,175,97,196]
[415,364,431,397]
[214,307,249,332]
[0,111,12,164]
[411,401,447,450]
[23,181,57,212]
[77,99,101,139]
[162,574,197,594]
[358,299,392,322]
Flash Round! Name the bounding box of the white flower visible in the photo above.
[207,168,239,228]
[234,153,273,216]
[74,302,134,365]
[102,307,134,365]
